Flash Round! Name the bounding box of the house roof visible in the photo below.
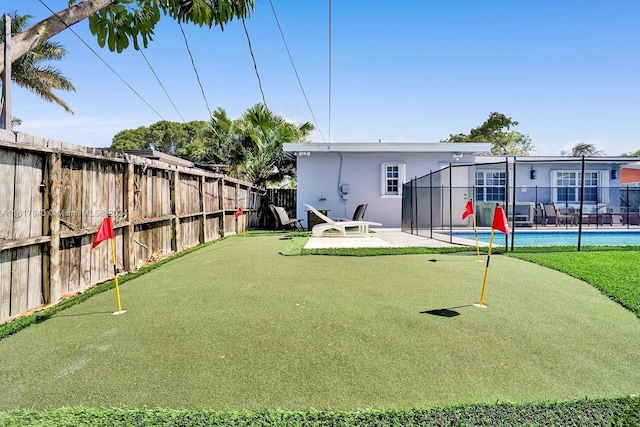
[283,142,491,155]
[122,149,194,167]
[476,155,640,164]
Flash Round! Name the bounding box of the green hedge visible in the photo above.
[1,397,638,426]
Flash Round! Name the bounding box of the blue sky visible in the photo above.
[8,0,640,155]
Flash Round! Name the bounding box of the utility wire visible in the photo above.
[241,17,267,107]
[38,0,167,121]
[178,22,212,117]
[139,48,186,123]
[268,0,326,143]
[328,0,332,144]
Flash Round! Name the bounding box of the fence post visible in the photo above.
[504,159,509,248]
[198,175,205,244]
[172,171,181,252]
[219,178,226,237]
[429,171,433,238]
[577,156,586,251]
[45,151,62,303]
[410,178,414,234]
[511,157,517,252]
[449,164,453,244]
[123,162,135,270]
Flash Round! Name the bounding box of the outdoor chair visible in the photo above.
[352,203,368,221]
[542,203,557,225]
[304,204,381,237]
[269,204,303,230]
[534,203,545,225]
[544,203,574,226]
[333,203,368,222]
[557,204,576,226]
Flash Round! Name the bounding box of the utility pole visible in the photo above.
[1,14,11,130]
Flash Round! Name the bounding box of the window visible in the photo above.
[381,163,406,197]
[553,171,602,203]
[475,171,506,202]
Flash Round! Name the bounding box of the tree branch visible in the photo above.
[1,0,114,74]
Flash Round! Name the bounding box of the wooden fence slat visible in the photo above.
[60,238,71,295]
[79,235,91,289]
[0,249,11,319]
[11,247,29,315]
[46,152,62,303]
[27,245,42,308]
[69,157,83,229]
[12,153,35,240]
[29,154,44,238]
[0,149,16,241]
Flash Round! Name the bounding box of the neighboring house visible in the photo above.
[282,142,491,228]
[284,142,640,229]
[473,156,639,226]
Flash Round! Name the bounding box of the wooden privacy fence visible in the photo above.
[0,130,263,324]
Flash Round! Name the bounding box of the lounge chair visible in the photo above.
[269,204,303,230]
[333,203,368,222]
[352,203,368,221]
[304,204,381,237]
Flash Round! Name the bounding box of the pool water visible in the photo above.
[449,230,640,246]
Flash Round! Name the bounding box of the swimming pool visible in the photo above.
[447,230,640,247]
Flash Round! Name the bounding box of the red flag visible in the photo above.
[462,200,474,219]
[491,206,510,235]
[92,216,114,248]
[235,207,243,218]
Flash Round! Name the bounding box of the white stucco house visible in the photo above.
[283,142,640,229]
[282,142,491,228]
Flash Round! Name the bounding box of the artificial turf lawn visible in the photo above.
[509,250,640,317]
[0,234,638,410]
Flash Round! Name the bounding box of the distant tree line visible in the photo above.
[111,104,314,188]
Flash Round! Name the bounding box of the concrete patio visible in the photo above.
[304,228,484,249]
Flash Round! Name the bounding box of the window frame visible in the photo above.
[381,163,406,197]
[474,170,507,202]
[551,170,608,204]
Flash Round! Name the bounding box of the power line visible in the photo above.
[268,0,326,143]
[139,49,186,123]
[37,0,167,121]
[178,22,212,117]
[328,0,332,144]
[241,17,267,107]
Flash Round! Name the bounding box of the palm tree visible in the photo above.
[1,12,76,122]
[205,104,314,187]
[561,143,604,156]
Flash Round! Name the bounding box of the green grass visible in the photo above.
[0,233,640,426]
[509,249,640,317]
[1,234,638,412]
[1,396,638,426]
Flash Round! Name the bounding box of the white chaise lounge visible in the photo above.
[304,204,382,237]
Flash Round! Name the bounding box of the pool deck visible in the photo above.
[304,228,487,249]
[303,226,639,249]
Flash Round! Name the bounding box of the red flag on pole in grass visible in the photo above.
[476,205,510,308]
[91,216,125,315]
[462,199,481,261]
[491,205,510,235]
[235,207,246,237]
[91,216,114,248]
[462,200,474,220]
